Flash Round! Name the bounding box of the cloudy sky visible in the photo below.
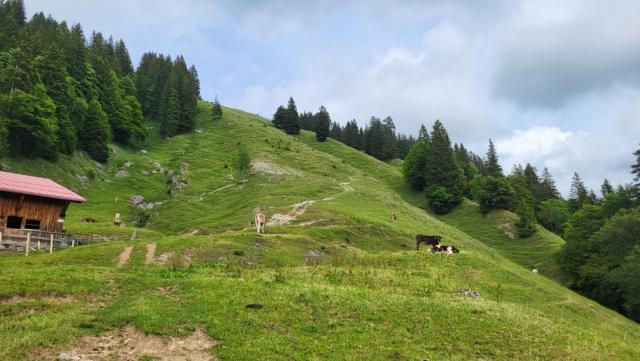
[26,0,640,195]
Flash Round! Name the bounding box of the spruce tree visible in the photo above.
[540,167,560,200]
[485,139,503,177]
[314,105,330,142]
[79,98,111,162]
[113,39,133,76]
[568,172,589,212]
[272,106,287,129]
[381,116,398,160]
[160,72,180,137]
[601,179,614,198]
[403,138,429,191]
[524,163,541,201]
[364,117,386,159]
[343,119,360,149]
[632,145,640,199]
[0,116,8,157]
[212,95,223,120]
[283,97,300,134]
[424,120,465,211]
[329,122,343,141]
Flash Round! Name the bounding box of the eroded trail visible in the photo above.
[145,243,157,265]
[116,246,133,268]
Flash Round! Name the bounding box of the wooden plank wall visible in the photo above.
[0,192,69,232]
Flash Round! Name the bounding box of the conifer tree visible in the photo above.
[485,139,503,177]
[78,98,110,162]
[524,163,541,201]
[424,120,465,212]
[568,172,589,212]
[364,117,386,159]
[160,72,180,137]
[189,66,200,100]
[283,97,300,134]
[601,179,614,198]
[314,105,330,142]
[113,39,133,76]
[343,119,360,149]
[632,145,640,199]
[272,106,287,129]
[0,117,7,157]
[329,122,343,141]
[540,167,560,201]
[403,137,429,191]
[212,95,223,120]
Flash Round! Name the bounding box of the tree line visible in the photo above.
[0,0,201,163]
[271,97,416,160]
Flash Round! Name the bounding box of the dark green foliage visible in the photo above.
[283,97,300,134]
[470,175,515,214]
[423,120,465,211]
[537,198,570,233]
[632,145,640,201]
[557,205,605,283]
[403,140,428,191]
[329,121,342,141]
[78,98,111,163]
[0,0,25,52]
[539,167,560,201]
[568,172,590,212]
[601,186,635,219]
[212,95,223,120]
[235,147,251,172]
[0,115,8,157]
[160,72,181,137]
[484,139,503,177]
[601,179,614,198]
[575,210,640,321]
[342,119,361,149]
[113,39,133,76]
[510,169,537,237]
[314,105,330,142]
[426,186,458,215]
[272,106,287,129]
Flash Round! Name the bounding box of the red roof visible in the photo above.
[0,171,86,203]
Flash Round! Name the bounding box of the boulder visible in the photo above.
[115,170,129,178]
[138,149,149,155]
[131,195,145,205]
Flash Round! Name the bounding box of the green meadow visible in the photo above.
[1,102,639,360]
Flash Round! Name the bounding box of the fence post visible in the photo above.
[0,228,3,244]
[71,239,75,247]
[37,239,41,251]
[49,234,54,254]
[25,232,31,256]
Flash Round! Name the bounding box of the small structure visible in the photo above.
[0,171,86,250]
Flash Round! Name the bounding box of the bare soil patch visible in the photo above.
[251,159,302,177]
[1,295,75,305]
[156,252,176,265]
[497,223,516,240]
[34,325,217,361]
[117,246,133,267]
[144,243,157,265]
[267,200,315,226]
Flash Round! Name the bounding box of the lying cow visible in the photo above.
[433,244,460,254]
[416,234,442,250]
[251,211,267,234]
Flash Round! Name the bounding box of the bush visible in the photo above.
[235,147,251,172]
[426,186,460,215]
[470,175,514,214]
[515,203,537,238]
[537,198,570,233]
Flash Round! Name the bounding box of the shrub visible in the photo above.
[235,147,251,172]
[470,175,514,214]
[426,186,460,215]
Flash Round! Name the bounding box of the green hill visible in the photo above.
[1,102,639,360]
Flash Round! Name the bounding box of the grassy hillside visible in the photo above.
[1,102,639,360]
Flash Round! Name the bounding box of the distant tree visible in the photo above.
[524,163,542,201]
[403,138,429,191]
[212,95,223,120]
[272,105,287,129]
[427,186,459,215]
[78,98,111,163]
[381,116,398,160]
[0,116,8,157]
[159,72,180,137]
[601,179,614,198]
[424,120,465,212]
[342,119,360,149]
[470,175,515,214]
[632,145,640,201]
[539,167,560,201]
[283,97,300,134]
[113,39,133,76]
[557,205,605,283]
[601,186,635,219]
[510,169,537,237]
[568,172,590,212]
[537,198,570,233]
[235,146,251,172]
[189,65,201,99]
[485,139,503,177]
[364,117,386,160]
[615,243,640,321]
[314,105,331,142]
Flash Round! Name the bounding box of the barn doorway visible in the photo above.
[6,216,23,229]
[24,219,41,230]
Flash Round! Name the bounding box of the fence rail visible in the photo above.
[0,227,129,253]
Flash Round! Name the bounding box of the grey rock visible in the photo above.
[115,170,129,178]
[0,162,9,170]
[131,195,145,205]
[141,170,149,176]
[123,161,133,168]
[76,174,89,183]
[138,149,149,155]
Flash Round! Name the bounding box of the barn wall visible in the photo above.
[0,192,69,232]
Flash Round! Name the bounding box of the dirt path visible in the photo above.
[35,325,217,361]
[117,246,133,268]
[267,200,315,226]
[145,243,157,265]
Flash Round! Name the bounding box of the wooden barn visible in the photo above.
[0,171,85,249]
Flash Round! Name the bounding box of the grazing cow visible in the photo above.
[433,244,460,254]
[391,213,397,223]
[415,234,442,250]
[252,211,267,234]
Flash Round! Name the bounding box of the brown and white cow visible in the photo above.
[252,211,267,234]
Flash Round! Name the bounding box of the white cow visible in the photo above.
[253,211,267,234]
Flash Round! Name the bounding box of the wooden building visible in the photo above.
[0,171,85,248]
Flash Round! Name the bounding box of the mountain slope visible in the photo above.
[1,102,639,360]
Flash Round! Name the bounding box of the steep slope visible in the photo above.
[1,102,639,360]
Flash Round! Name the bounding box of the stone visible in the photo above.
[141,170,149,176]
[115,170,129,178]
[138,149,149,155]
[131,195,145,205]
[76,174,89,183]
[123,161,133,168]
